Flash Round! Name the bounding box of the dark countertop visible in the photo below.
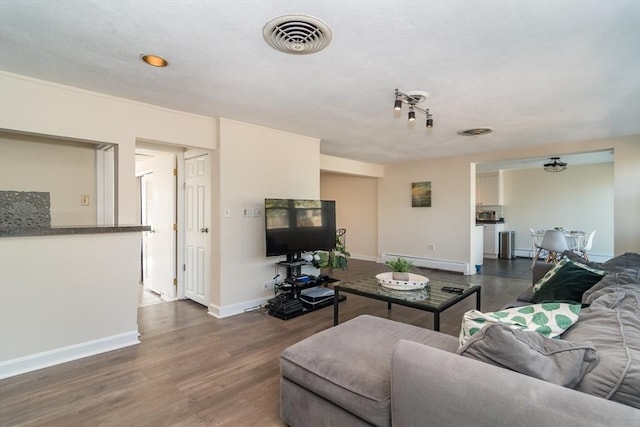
[476,219,505,224]
[0,225,151,238]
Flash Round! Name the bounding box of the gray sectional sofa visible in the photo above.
[280,252,640,426]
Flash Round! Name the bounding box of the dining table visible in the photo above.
[532,229,586,253]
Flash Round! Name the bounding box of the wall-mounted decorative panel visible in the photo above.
[0,191,51,228]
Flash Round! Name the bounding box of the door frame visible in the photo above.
[135,144,212,304]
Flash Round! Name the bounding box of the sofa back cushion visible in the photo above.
[561,271,640,409]
[458,323,599,388]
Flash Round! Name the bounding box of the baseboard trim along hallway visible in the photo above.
[0,330,139,379]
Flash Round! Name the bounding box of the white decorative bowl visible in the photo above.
[376,272,429,291]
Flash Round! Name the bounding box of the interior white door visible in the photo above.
[140,154,177,299]
[141,173,155,292]
[184,154,211,306]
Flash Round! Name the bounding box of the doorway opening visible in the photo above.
[135,144,212,309]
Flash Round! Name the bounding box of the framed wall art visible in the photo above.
[411,181,431,207]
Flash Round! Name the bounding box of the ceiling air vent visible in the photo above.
[458,128,494,136]
[263,15,332,55]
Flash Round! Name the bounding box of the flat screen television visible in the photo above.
[265,198,336,257]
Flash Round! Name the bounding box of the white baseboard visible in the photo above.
[381,253,470,275]
[0,330,139,380]
[349,253,378,262]
[208,296,270,319]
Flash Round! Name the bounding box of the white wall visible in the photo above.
[469,136,639,255]
[377,137,639,275]
[378,158,475,274]
[0,72,217,224]
[0,72,217,377]
[0,233,140,377]
[211,119,321,317]
[320,172,379,261]
[503,163,614,258]
[0,132,98,226]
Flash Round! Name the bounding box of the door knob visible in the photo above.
[200,227,209,233]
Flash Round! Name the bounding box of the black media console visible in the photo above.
[267,255,344,320]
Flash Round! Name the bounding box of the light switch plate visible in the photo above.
[81,194,90,206]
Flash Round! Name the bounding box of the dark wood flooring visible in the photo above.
[0,258,532,427]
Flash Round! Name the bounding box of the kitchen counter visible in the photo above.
[0,225,150,238]
[476,219,505,224]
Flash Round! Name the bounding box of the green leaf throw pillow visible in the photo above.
[459,302,581,346]
[531,261,605,304]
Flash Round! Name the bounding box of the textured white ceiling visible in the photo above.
[1,0,639,164]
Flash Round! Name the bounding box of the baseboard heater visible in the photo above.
[381,253,469,274]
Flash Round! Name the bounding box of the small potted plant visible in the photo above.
[385,257,414,281]
[313,235,350,274]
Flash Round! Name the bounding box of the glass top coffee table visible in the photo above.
[333,278,481,331]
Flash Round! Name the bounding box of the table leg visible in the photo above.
[476,287,482,311]
[434,312,440,332]
[387,301,392,311]
[333,288,340,326]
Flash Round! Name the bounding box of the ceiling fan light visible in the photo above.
[394,98,402,110]
[408,108,415,121]
[543,157,567,172]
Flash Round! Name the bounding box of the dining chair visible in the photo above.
[529,228,544,267]
[532,230,569,264]
[579,230,597,261]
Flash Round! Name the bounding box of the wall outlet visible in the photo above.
[263,281,273,291]
[427,243,436,251]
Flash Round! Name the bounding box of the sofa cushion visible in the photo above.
[531,261,606,304]
[458,323,599,387]
[563,251,640,273]
[533,257,572,292]
[561,272,640,409]
[459,302,581,346]
[280,315,458,427]
[533,256,607,293]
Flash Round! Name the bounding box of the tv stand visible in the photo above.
[269,253,344,320]
[277,253,312,282]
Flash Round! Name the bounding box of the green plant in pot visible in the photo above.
[385,257,414,281]
[313,236,350,274]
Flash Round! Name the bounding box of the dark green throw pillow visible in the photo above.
[531,262,604,304]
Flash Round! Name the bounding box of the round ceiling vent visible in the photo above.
[458,128,494,136]
[263,15,332,55]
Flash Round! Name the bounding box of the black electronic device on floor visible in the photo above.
[267,284,344,320]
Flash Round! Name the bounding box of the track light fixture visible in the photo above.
[394,88,434,128]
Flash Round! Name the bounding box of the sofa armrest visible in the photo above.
[390,340,639,427]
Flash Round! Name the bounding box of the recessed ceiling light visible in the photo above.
[458,128,493,136]
[140,54,168,67]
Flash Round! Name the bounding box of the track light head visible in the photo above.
[394,89,433,127]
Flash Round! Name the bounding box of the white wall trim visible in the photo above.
[381,253,469,275]
[208,297,270,319]
[349,253,378,262]
[0,330,139,380]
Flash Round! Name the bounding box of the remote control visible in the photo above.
[441,286,464,294]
